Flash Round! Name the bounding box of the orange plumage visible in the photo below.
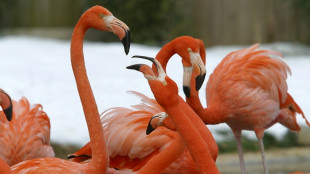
[127,57,220,173]
[0,97,54,166]
[9,5,131,173]
[70,36,218,173]
[70,91,200,173]
[186,44,310,174]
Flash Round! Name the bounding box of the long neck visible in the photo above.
[153,42,175,71]
[185,74,224,125]
[71,21,108,171]
[179,96,218,160]
[163,100,219,173]
[187,94,225,124]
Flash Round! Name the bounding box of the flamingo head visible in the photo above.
[0,89,13,121]
[127,55,179,108]
[80,5,130,54]
[157,36,206,98]
[146,112,169,135]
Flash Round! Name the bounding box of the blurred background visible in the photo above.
[1,0,310,173]
[1,0,310,46]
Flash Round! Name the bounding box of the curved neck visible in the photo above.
[187,95,224,124]
[185,74,223,125]
[71,21,108,171]
[153,42,175,71]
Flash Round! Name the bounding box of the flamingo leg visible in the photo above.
[234,133,246,174]
[258,138,269,174]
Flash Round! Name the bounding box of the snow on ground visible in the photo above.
[0,36,309,145]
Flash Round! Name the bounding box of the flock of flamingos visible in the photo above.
[1,5,310,174]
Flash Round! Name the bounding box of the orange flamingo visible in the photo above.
[10,5,130,173]
[0,97,54,166]
[127,56,220,173]
[69,36,218,173]
[0,89,13,174]
[185,44,310,174]
[70,91,200,173]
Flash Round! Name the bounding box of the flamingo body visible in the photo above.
[11,157,88,173]
[186,44,310,174]
[0,97,54,166]
[70,91,199,173]
[127,57,220,173]
[202,44,309,136]
[6,5,130,173]
[70,36,216,173]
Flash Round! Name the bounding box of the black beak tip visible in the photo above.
[195,73,206,91]
[67,154,75,159]
[4,105,13,121]
[146,123,155,135]
[122,30,131,55]
[183,86,191,98]
[126,64,142,71]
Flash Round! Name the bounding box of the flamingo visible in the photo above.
[10,5,130,173]
[69,36,218,173]
[70,91,200,174]
[127,56,220,174]
[184,44,310,174]
[0,97,54,166]
[0,90,14,174]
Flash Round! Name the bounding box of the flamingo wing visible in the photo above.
[70,91,199,173]
[11,157,86,173]
[206,44,292,131]
[0,97,54,166]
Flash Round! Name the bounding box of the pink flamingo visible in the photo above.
[127,56,220,173]
[10,5,130,173]
[0,97,54,166]
[69,36,218,173]
[185,44,310,174]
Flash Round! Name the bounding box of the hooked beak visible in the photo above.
[127,55,167,85]
[109,16,131,55]
[183,48,206,98]
[122,30,130,55]
[0,90,13,121]
[146,117,156,135]
[146,112,168,135]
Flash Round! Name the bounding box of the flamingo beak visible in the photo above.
[126,64,143,71]
[189,48,206,91]
[146,117,156,135]
[0,90,13,121]
[109,16,131,55]
[145,112,168,135]
[183,48,206,98]
[196,73,206,91]
[127,55,167,86]
[122,29,130,55]
[3,104,12,121]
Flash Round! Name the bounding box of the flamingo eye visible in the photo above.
[99,14,105,18]
[288,104,294,111]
